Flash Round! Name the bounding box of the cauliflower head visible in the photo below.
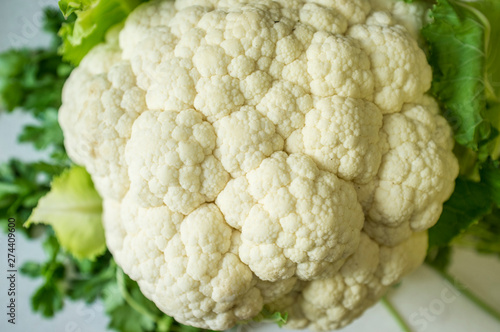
[59,0,459,330]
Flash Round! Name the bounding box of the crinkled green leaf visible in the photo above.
[0,9,70,116]
[107,269,162,332]
[68,252,116,303]
[426,246,452,271]
[428,177,491,248]
[428,160,500,251]
[422,0,500,273]
[58,0,146,65]
[20,261,43,278]
[466,0,500,159]
[32,281,65,317]
[59,0,96,17]
[26,166,105,260]
[0,49,30,78]
[456,209,500,258]
[422,0,491,149]
[451,161,500,257]
[18,108,65,155]
[464,0,500,102]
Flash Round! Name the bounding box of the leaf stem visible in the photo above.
[381,296,413,332]
[115,268,159,324]
[431,266,500,322]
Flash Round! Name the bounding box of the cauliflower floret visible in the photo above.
[281,232,427,330]
[59,42,144,200]
[311,0,372,26]
[214,107,284,177]
[59,0,458,330]
[359,97,459,246]
[218,152,364,281]
[370,0,428,39]
[286,96,383,183]
[256,81,313,138]
[347,22,432,114]
[125,109,229,214]
[108,197,263,329]
[306,31,374,99]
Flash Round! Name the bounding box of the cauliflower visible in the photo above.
[58,0,459,330]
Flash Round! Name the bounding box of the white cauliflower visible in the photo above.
[59,0,459,330]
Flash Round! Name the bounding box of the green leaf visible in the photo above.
[249,306,288,327]
[463,0,500,103]
[428,160,500,262]
[20,262,43,278]
[0,160,66,237]
[107,301,157,332]
[0,75,24,111]
[18,108,65,153]
[106,269,159,332]
[463,0,500,160]
[480,160,500,205]
[0,49,30,78]
[26,166,105,260]
[451,161,500,257]
[68,252,116,303]
[428,177,492,248]
[0,10,70,116]
[422,0,490,149]
[456,209,500,257]
[32,281,65,317]
[425,246,452,271]
[59,0,95,18]
[422,1,500,272]
[58,0,146,65]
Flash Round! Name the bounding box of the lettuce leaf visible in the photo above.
[26,166,105,260]
[58,0,146,65]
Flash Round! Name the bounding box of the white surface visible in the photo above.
[0,1,499,332]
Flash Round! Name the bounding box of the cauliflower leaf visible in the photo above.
[422,0,491,150]
[58,0,147,65]
[252,307,288,327]
[26,166,105,260]
[422,0,500,260]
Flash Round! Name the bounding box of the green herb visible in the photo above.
[0,8,72,159]
[0,8,70,234]
[0,160,65,236]
[21,233,66,316]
